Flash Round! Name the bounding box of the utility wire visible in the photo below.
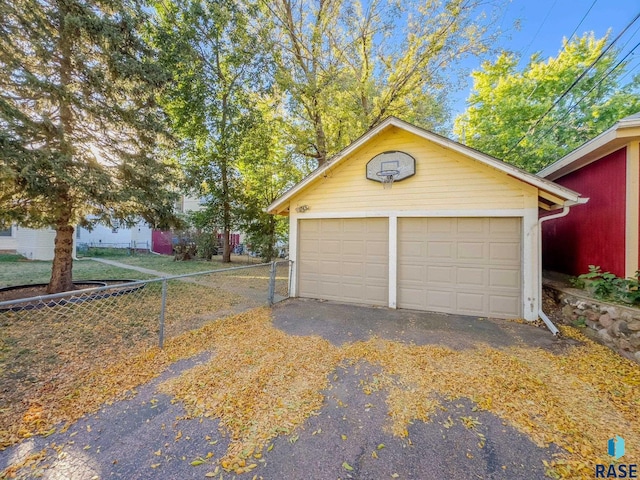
[566,0,598,44]
[520,0,559,61]
[529,40,640,145]
[617,53,640,84]
[522,1,598,114]
[505,11,640,155]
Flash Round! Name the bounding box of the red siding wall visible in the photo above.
[542,147,627,277]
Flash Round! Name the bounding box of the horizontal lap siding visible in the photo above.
[290,127,535,213]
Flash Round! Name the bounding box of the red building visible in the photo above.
[539,113,640,278]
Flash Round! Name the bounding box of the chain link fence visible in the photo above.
[0,261,291,418]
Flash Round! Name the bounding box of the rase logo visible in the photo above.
[595,436,637,479]
[609,436,626,460]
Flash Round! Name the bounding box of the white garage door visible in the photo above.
[397,217,522,318]
[298,218,388,306]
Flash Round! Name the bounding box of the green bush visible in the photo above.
[575,265,640,305]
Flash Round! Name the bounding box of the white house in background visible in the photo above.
[0,195,206,259]
[77,195,207,253]
[77,219,153,250]
[0,225,76,260]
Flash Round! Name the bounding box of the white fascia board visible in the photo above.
[537,128,619,180]
[538,114,640,180]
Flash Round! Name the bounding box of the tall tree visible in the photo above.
[151,0,264,262]
[0,0,178,293]
[266,0,506,166]
[454,33,640,172]
[236,93,303,261]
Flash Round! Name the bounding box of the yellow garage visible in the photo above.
[268,117,584,322]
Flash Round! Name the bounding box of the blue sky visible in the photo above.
[450,0,640,117]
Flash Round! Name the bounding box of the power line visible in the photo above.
[566,0,598,44]
[505,11,640,155]
[529,40,640,145]
[617,53,640,84]
[519,0,559,61]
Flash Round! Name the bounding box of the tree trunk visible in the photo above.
[47,2,75,294]
[47,222,75,293]
[266,216,276,262]
[221,158,232,263]
[222,229,231,263]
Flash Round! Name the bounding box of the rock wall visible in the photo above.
[546,286,640,364]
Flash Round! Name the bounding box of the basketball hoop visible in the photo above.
[376,169,399,189]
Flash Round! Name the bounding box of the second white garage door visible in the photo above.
[298,218,388,306]
[397,217,522,318]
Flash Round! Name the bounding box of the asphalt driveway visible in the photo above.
[1,299,578,479]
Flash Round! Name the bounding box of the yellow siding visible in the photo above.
[289,127,538,213]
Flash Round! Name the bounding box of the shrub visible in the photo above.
[575,265,640,305]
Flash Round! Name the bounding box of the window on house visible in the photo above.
[0,227,12,236]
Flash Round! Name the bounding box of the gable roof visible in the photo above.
[538,112,640,181]
[268,116,582,214]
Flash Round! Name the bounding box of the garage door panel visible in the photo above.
[300,238,320,254]
[457,242,486,260]
[489,268,520,289]
[319,260,341,275]
[298,218,389,306]
[400,241,423,258]
[318,281,341,298]
[399,264,424,282]
[366,240,388,257]
[456,267,485,287]
[426,218,454,234]
[456,292,485,315]
[343,240,365,254]
[366,263,388,280]
[489,243,520,262]
[426,265,453,284]
[321,220,341,233]
[398,217,521,319]
[299,278,318,293]
[457,218,486,234]
[490,217,521,235]
[427,290,454,309]
[427,241,454,258]
[489,296,520,317]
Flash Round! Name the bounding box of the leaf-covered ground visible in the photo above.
[158,309,639,478]
[0,281,242,450]
[2,307,639,479]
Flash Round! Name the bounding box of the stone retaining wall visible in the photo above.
[545,285,640,364]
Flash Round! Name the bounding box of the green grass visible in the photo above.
[0,254,155,288]
[99,252,264,275]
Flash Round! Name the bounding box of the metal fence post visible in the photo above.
[159,279,167,348]
[268,261,277,306]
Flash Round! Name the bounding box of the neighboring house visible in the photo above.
[0,225,74,260]
[77,196,207,255]
[538,112,640,279]
[77,219,153,251]
[268,117,583,322]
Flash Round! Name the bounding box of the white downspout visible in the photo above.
[537,199,588,335]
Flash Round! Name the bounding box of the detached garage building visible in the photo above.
[268,117,584,322]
